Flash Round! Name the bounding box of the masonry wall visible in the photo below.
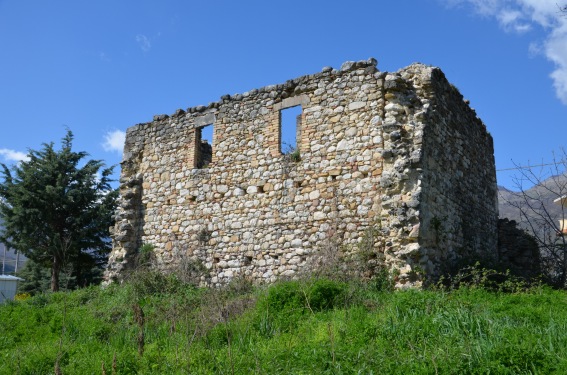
[403,65,499,275]
[105,59,498,288]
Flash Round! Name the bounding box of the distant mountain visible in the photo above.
[498,174,567,232]
[497,185,513,193]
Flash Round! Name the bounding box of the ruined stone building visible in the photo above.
[104,58,498,288]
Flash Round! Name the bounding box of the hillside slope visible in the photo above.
[498,173,567,231]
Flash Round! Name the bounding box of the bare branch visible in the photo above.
[502,149,567,287]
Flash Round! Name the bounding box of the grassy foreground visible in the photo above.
[2,274,567,374]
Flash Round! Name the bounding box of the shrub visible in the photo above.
[14,292,31,301]
[308,279,346,311]
[258,279,345,313]
[436,262,541,293]
[137,243,156,268]
[127,270,183,299]
[259,281,304,313]
[251,279,345,336]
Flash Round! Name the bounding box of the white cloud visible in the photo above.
[99,52,110,62]
[445,0,500,16]
[136,34,151,52]
[443,0,567,104]
[497,9,531,32]
[528,41,542,57]
[0,148,29,163]
[547,30,567,103]
[102,130,126,153]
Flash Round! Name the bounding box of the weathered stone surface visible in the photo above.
[497,218,540,278]
[104,58,498,289]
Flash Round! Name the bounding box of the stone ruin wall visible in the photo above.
[412,68,499,274]
[105,59,498,288]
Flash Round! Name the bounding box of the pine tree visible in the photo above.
[0,130,117,291]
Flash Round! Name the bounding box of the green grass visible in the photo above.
[2,274,567,374]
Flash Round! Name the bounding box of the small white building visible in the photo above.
[554,195,567,235]
[0,275,23,303]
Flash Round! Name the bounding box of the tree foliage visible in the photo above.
[0,130,117,291]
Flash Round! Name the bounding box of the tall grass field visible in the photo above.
[1,273,567,374]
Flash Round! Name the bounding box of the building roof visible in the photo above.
[0,275,24,281]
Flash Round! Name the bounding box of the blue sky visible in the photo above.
[0,0,565,190]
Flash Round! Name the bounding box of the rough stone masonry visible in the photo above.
[104,58,498,288]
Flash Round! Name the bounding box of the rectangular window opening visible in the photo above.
[196,123,213,169]
[280,105,302,155]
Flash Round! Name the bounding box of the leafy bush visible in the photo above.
[251,278,347,336]
[257,280,304,312]
[308,278,346,311]
[437,262,542,293]
[257,278,346,314]
[136,243,156,267]
[14,292,31,301]
[126,270,185,299]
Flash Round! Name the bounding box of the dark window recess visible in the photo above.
[196,124,213,169]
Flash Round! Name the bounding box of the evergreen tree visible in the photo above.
[17,258,51,295]
[0,130,117,291]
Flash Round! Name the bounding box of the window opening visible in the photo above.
[280,105,302,155]
[196,123,213,169]
[201,124,213,144]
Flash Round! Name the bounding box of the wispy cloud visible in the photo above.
[497,9,531,32]
[99,52,110,62]
[135,34,151,52]
[443,0,567,104]
[102,130,126,153]
[0,148,29,163]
